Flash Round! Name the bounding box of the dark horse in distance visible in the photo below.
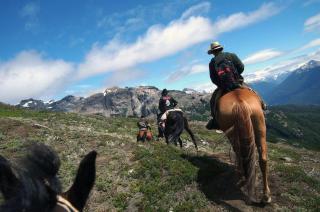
[164,111,198,150]
[0,143,97,212]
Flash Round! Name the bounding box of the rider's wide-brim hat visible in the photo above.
[207,41,223,54]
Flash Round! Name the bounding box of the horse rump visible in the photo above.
[231,101,257,203]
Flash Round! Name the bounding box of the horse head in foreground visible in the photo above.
[165,110,198,150]
[0,143,97,212]
[216,88,271,204]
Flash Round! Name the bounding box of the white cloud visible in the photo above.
[213,3,281,34]
[243,38,320,67]
[21,2,39,17]
[297,38,320,51]
[104,69,146,87]
[78,2,281,79]
[305,13,320,32]
[20,2,40,31]
[96,1,184,34]
[0,51,74,104]
[243,49,284,65]
[181,2,211,20]
[78,16,213,78]
[304,0,320,6]
[189,82,216,93]
[166,63,207,82]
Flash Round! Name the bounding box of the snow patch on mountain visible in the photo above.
[296,60,320,73]
[22,101,33,108]
[245,60,320,84]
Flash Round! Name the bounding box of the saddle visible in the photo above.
[160,108,183,121]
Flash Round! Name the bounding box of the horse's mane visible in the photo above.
[0,143,62,212]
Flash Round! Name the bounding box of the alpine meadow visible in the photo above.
[1,1,320,211]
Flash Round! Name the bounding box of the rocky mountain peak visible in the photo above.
[17,86,211,118]
[183,88,197,94]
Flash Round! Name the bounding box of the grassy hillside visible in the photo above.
[0,103,319,211]
[266,105,320,150]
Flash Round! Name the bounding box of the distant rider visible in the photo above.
[137,115,152,142]
[157,89,178,138]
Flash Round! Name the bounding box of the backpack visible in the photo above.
[162,96,174,110]
[138,121,148,129]
[216,59,240,91]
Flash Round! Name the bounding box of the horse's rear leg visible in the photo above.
[254,118,271,204]
[164,134,169,145]
[178,137,183,148]
[184,117,198,150]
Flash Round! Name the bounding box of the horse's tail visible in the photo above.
[231,101,256,200]
[168,112,184,144]
[184,117,198,150]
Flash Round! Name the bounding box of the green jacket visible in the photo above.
[209,51,244,88]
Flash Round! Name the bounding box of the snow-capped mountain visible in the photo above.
[244,60,320,84]
[245,66,292,84]
[246,60,320,104]
[295,60,320,73]
[18,98,56,109]
[266,60,320,105]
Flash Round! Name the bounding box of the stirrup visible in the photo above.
[262,102,267,110]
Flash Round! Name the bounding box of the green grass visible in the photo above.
[0,103,320,211]
[268,143,302,161]
[275,165,320,192]
[266,105,320,150]
[275,164,320,210]
[130,143,201,211]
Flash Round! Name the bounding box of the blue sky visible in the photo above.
[0,0,320,103]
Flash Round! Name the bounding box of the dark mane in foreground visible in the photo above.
[0,143,97,212]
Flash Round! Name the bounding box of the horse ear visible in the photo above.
[63,151,97,211]
[0,155,20,200]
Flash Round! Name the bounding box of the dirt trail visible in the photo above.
[182,138,283,212]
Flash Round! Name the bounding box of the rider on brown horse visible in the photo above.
[206,41,266,130]
[206,42,271,203]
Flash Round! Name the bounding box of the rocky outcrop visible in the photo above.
[17,86,211,118]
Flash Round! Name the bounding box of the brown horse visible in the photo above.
[216,88,271,204]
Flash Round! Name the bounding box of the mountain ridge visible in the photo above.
[17,86,211,118]
[249,60,320,105]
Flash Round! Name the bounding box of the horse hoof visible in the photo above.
[245,197,256,205]
[261,195,272,204]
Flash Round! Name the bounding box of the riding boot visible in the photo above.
[206,118,219,130]
[206,88,221,130]
[261,99,267,110]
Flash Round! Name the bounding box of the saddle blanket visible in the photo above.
[160,108,183,121]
